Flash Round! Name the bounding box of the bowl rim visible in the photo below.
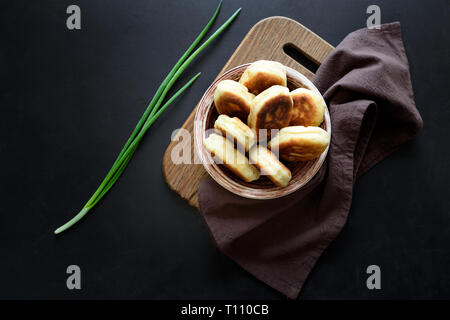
[194,62,331,200]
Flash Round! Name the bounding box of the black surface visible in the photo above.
[1,0,449,299]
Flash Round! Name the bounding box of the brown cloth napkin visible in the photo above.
[198,22,423,299]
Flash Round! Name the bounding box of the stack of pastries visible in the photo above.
[203,60,330,187]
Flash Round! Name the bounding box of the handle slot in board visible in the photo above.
[283,43,319,74]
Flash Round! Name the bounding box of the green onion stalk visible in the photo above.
[54,2,241,234]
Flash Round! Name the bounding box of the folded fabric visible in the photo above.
[198,22,423,299]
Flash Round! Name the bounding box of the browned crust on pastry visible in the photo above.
[215,91,251,120]
[204,134,260,182]
[241,71,286,95]
[278,140,327,162]
[239,60,287,95]
[268,126,330,162]
[213,127,246,153]
[214,115,256,152]
[249,146,291,187]
[209,148,250,181]
[254,95,293,139]
[290,89,325,126]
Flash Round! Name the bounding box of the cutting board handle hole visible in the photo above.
[283,44,319,74]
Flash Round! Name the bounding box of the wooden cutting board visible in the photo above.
[162,16,334,209]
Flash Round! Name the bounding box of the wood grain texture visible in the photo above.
[162,17,334,209]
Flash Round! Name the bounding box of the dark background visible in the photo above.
[1,0,449,299]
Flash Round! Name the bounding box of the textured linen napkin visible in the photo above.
[198,22,423,299]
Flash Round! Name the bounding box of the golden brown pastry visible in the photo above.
[239,60,287,95]
[247,85,293,139]
[269,126,330,162]
[249,145,291,187]
[203,133,260,182]
[213,80,255,120]
[289,88,325,126]
[214,115,256,152]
